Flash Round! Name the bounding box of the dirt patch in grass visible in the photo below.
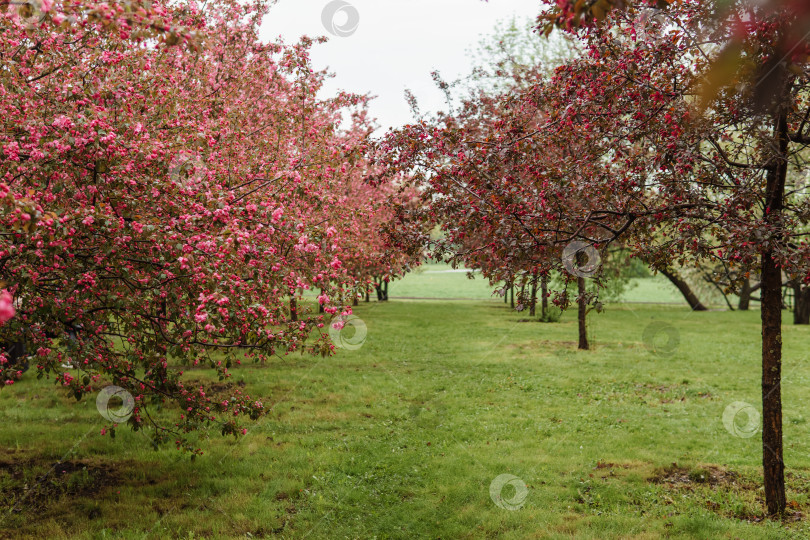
[648,463,806,523]
[650,463,748,489]
[0,457,124,515]
[182,379,247,400]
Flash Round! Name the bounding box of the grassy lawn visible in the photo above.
[1,293,809,537]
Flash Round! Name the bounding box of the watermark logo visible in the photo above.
[328,314,367,350]
[634,7,667,44]
[722,401,760,438]
[408,398,447,428]
[96,385,135,423]
[8,0,48,29]
[168,152,207,189]
[562,241,601,278]
[489,473,528,511]
[642,321,680,357]
[321,1,359,37]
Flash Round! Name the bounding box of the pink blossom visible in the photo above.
[52,116,74,130]
[0,290,15,324]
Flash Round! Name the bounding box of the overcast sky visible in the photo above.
[261,0,541,132]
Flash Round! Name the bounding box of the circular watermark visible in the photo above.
[489,474,528,511]
[328,314,367,350]
[634,7,668,44]
[722,401,760,438]
[561,241,601,278]
[96,385,135,423]
[408,399,447,428]
[642,321,680,357]
[797,172,809,195]
[168,152,207,189]
[8,0,48,29]
[321,0,359,37]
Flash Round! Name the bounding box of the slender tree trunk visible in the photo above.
[793,283,810,325]
[529,273,538,317]
[365,290,370,303]
[353,296,359,307]
[289,297,298,322]
[577,276,588,350]
[761,251,786,516]
[375,279,383,301]
[510,285,515,309]
[541,276,549,319]
[383,280,389,301]
[319,289,325,314]
[760,104,788,517]
[660,267,708,311]
[504,283,508,304]
[739,278,752,311]
[520,282,526,310]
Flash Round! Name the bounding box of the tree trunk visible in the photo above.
[761,250,786,516]
[793,283,810,325]
[375,280,383,301]
[510,285,514,309]
[353,296,359,307]
[365,290,370,303]
[759,104,788,517]
[319,289,325,314]
[383,280,389,301]
[541,276,548,319]
[577,276,588,350]
[289,297,298,322]
[529,273,538,317]
[739,278,752,311]
[520,281,526,310]
[660,267,709,311]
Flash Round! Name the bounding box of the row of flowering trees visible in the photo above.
[0,0,415,453]
[381,0,810,517]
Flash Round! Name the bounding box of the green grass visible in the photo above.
[390,263,717,306]
[1,294,809,537]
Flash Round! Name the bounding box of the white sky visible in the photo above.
[261,0,541,132]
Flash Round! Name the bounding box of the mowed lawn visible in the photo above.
[1,283,809,537]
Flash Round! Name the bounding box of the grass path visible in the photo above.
[0,300,808,538]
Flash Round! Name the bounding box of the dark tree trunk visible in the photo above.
[510,285,514,309]
[289,297,298,322]
[660,267,709,311]
[365,290,370,302]
[383,280,389,301]
[793,283,810,325]
[761,251,786,516]
[353,296,359,307]
[504,283,508,304]
[541,276,548,319]
[760,104,788,517]
[529,273,538,317]
[375,280,383,301]
[577,276,588,350]
[319,289,325,314]
[739,278,752,311]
